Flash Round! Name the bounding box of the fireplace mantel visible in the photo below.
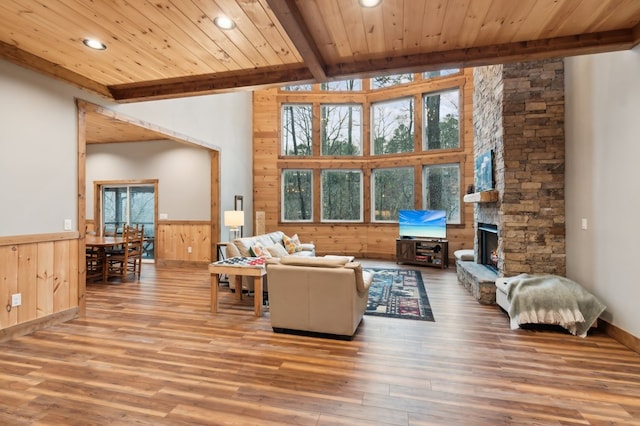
[463,190,499,203]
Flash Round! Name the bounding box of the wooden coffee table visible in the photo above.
[208,257,267,317]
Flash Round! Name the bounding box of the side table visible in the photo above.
[215,242,230,283]
[208,257,267,317]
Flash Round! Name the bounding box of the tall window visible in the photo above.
[321,170,362,221]
[372,167,414,221]
[282,170,312,221]
[372,97,415,154]
[423,88,460,150]
[282,104,313,156]
[321,104,362,156]
[423,164,460,224]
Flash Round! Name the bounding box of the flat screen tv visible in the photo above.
[398,210,447,239]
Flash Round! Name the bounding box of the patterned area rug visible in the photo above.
[364,268,434,322]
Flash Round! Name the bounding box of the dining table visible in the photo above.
[85,235,126,283]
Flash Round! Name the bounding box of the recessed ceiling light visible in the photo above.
[358,0,382,7]
[214,15,236,30]
[82,38,107,50]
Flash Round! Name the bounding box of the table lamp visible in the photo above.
[224,210,244,242]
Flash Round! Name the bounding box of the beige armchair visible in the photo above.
[265,256,373,339]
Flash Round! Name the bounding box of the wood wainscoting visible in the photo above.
[0,232,80,341]
[155,220,211,266]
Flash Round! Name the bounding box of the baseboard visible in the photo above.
[599,319,640,354]
[0,308,78,343]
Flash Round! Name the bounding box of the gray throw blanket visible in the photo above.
[506,274,606,337]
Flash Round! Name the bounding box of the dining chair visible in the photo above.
[85,246,103,282]
[107,224,144,282]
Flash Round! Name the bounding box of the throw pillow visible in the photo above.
[282,233,302,254]
[266,244,289,258]
[249,241,272,258]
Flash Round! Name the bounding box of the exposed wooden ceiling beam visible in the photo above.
[633,22,640,47]
[327,29,637,79]
[265,0,327,81]
[108,64,315,102]
[0,41,112,99]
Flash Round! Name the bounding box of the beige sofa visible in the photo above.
[225,231,315,291]
[265,256,373,339]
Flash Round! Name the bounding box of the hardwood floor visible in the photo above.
[1,260,640,425]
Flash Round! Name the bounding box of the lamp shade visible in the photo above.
[224,210,244,228]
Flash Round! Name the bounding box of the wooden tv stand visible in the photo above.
[396,238,449,269]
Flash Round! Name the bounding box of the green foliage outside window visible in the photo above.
[423,164,460,224]
[282,170,312,221]
[321,170,362,221]
[372,168,415,221]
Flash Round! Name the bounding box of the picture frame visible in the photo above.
[475,150,494,192]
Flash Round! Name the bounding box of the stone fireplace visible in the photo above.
[457,58,567,304]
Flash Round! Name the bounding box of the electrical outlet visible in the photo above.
[11,293,21,307]
[187,246,193,253]
[581,218,588,230]
[64,219,72,231]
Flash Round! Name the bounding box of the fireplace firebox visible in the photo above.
[478,223,498,271]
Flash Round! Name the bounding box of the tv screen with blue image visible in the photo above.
[398,210,447,239]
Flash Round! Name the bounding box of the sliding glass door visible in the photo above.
[102,184,155,259]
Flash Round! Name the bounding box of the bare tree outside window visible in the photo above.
[281,83,312,91]
[423,69,460,79]
[320,79,362,91]
[372,97,415,155]
[371,74,413,89]
[320,104,362,156]
[282,104,313,156]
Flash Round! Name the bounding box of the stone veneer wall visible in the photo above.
[473,59,566,277]
[473,64,504,268]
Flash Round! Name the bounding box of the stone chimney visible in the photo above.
[473,59,566,277]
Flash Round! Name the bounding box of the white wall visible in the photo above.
[86,141,211,221]
[0,59,253,238]
[565,46,640,337]
[0,60,78,235]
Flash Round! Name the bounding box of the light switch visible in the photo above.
[581,218,588,230]
[64,219,72,231]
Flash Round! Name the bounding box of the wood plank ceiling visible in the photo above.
[1,0,639,104]
[2,1,640,143]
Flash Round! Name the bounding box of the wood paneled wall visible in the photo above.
[0,233,79,338]
[253,71,477,260]
[155,221,211,264]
